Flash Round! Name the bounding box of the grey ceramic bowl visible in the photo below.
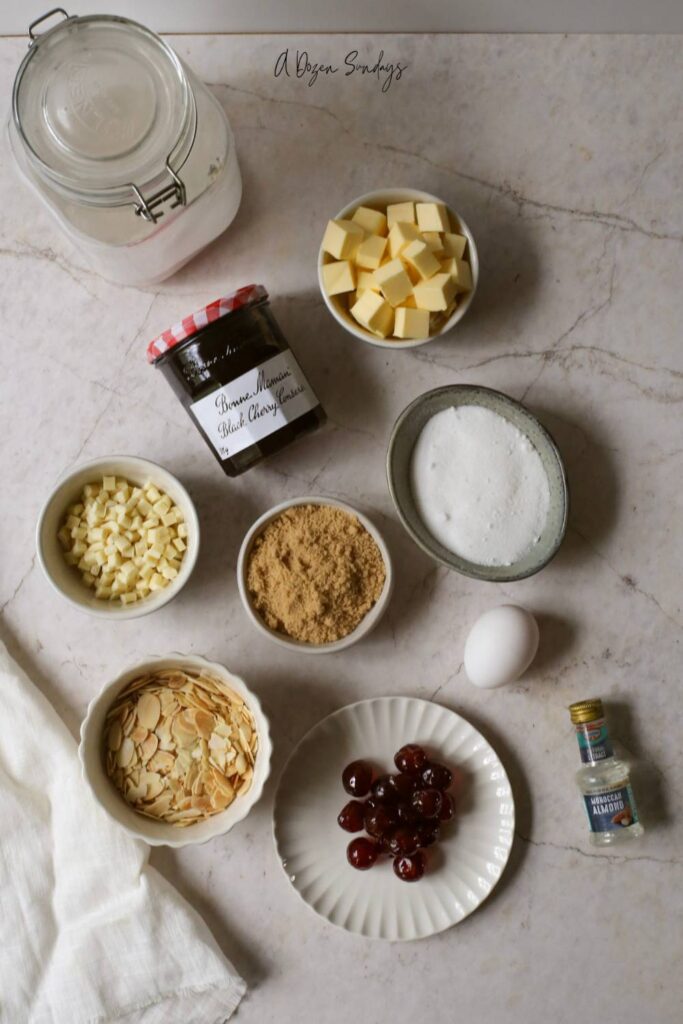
[386,385,569,581]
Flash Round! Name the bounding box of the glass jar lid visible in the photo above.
[12,9,196,213]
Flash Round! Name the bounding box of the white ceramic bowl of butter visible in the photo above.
[36,455,200,620]
[318,188,479,349]
[79,653,272,847]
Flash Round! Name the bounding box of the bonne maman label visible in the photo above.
[190,350,318,460]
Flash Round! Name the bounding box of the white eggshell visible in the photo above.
[464,605,539,689]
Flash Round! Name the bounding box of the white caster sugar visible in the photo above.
[410,405,550,566]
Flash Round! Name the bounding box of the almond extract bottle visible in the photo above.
[569,699,644,846]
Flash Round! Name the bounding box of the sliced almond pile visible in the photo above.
[104,668,258,827]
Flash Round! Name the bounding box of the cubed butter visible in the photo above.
[321,218,364,259]
[416,202,451,232]
[356,270,381,293]
[402,239,442,280]
[387,221,422,259]
[394,307,431,339]
[351,205,387,236]
[386,202,416,228]
[442,232,467,259]
[355,234,388,270]
[102,476,116,492]
[422,232,445,256]
[373,258,414,307]
[441,257,473,293]
[350,291,394,338]
[413,272,457,311]
[322,260,356,296]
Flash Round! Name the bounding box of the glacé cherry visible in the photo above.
[342,760,373,797]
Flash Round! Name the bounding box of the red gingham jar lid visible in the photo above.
[146,284,268,363]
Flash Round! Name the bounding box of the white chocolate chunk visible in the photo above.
[58,476,187,607]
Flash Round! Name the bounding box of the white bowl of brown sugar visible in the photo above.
[237,496,393,654]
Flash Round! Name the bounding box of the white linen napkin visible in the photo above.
[0,640,246,1024]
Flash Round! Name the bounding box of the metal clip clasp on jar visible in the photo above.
[25,7,197,226]
[131,134,196,224]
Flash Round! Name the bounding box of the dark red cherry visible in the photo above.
[411,788,443,819]
[394,744,429,775]
[377,832,395,853]
[422,762,453,791]
[371,774,399,803]
[396,800,421,825]
[416,820,440,847]
[342,760,373,797]
[392,772,418,800]
[438,793,455,822]
[337,800,365,832]
[387,826,421,857]
[347,837,379,870]
[364,802,399,837]
[393,850,426,882]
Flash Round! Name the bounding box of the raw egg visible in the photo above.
[464,605,539,688]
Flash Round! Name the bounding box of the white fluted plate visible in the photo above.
[273,697,515,940]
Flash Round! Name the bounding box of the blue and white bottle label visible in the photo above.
[583,784,639,832]
[576,719,613,764]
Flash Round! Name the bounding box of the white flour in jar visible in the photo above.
[410,405,550,566]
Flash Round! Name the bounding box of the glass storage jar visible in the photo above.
[147,285,326,477]
[8,8,242,287]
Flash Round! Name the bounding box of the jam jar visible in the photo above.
[147,286,326,476]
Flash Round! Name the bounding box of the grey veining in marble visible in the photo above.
[0,33,681,1024]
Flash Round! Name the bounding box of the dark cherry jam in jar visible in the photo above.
[147,285,325,476]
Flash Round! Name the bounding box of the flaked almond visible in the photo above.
[103,667,258,827]
[144,792,174,817]
[140,732,159,763]
[137,693,161,731]
[148,750,174,775]
[195,709,216,739]
[107,720,123,752]
[140,771,164,800]
[116,736,135,768]
[131,724,148,744]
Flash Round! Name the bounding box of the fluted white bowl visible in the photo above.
[273,696,515,940]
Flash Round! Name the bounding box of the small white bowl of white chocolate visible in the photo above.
[318,188,478,348]
[36,455,199,619]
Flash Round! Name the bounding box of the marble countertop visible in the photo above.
[1,32,682,1024]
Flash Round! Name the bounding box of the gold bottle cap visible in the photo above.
[569,698,604,724]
